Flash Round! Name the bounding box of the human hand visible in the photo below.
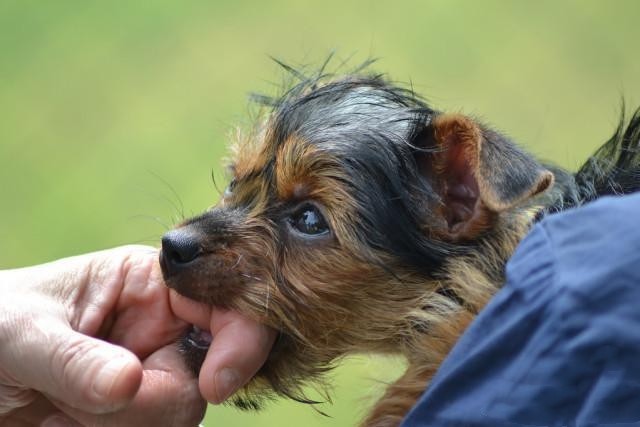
[0,245,275,426]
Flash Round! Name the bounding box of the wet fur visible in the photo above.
[160,62,640,426]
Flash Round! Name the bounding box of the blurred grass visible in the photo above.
[1,1,639,425]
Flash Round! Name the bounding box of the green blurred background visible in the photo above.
[1,1,639,425]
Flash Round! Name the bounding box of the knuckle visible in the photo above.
[49,333,101,395]
[0,386,36,415]
[0,301,36,346]
[168,380,206,427]
[108,375,204,427]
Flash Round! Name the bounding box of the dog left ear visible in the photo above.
[415,113,554,241]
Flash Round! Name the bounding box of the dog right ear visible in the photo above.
[413,113,554,241]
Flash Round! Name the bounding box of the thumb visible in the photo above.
[19,320,143,414]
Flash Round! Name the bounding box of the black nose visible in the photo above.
[161,229,202,272]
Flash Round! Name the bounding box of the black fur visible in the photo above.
[539,106,640,218]
[255,69,460,276]
[165,58,640,412]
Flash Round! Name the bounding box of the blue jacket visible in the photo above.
[402,193,640,427]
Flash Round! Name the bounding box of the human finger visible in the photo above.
[168,289,212,331]
[198,309,276,404]
[13,320,142,414]
[52,345,206,427]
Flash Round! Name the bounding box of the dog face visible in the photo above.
[160,74,553,404]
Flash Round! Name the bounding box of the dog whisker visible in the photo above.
[230,253,244,270]
[128,213,172,231]
[240,273,262,282]
[147,170,186,221]
[264,280,271,314]
[158,57,640,424]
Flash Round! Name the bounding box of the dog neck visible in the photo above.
[404,207,539,365]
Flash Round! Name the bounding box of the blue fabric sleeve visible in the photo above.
[401,193,640,427]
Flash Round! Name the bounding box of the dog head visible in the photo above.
[160,71,553,405]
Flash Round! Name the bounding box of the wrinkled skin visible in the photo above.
[0,245,275,426]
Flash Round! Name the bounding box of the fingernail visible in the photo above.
[214,368,240,403]
[91,356,131,400]
[42,414,80,427]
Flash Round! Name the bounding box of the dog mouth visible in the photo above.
[186,325,213,350]
[159,249,228,305]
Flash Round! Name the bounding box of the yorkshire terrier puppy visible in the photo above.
[159,63,640,426]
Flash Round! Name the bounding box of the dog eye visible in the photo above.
[288,205,330,236]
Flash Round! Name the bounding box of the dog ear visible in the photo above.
[415,113,554,241]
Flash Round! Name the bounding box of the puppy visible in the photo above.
[159,63,640,426]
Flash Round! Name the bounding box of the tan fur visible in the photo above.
[362,212,535,426]
[222,127,546,425]
[168,104,552,425]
